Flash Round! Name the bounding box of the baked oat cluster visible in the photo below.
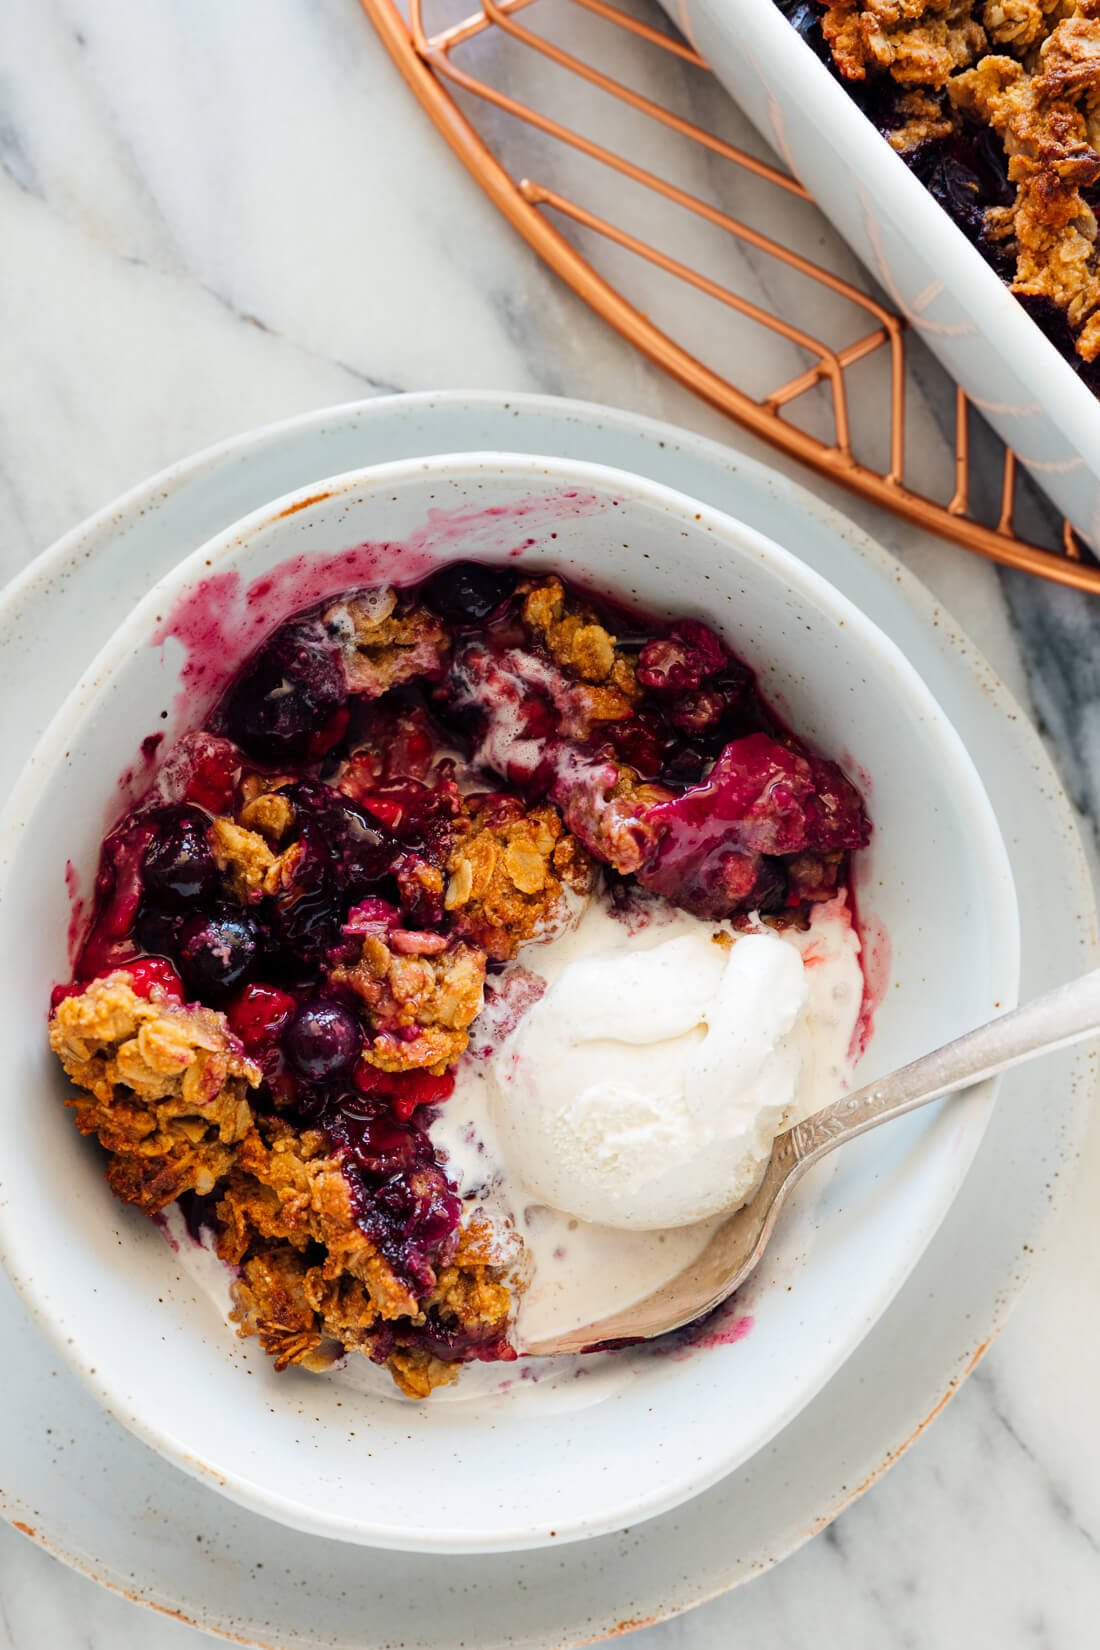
[780,0,1100,379]
[49,562,868,1395]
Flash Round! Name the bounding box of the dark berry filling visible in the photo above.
[420,560,518,626]
[906,124,1015,279]
[227,982,297,1056]
[75,815,156,979]
[264,782,399,967]
[222,618,346,762]
[323,1099,463,1296]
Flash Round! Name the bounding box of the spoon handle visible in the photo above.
[785,965,1100,1173]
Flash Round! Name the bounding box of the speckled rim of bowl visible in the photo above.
[0,451,1020,1551]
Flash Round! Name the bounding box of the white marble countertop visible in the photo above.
[3,1,1100,1646]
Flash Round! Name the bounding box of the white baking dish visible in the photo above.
[661,0,1100,545]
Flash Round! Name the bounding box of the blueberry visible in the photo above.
[267,783,398,964]
[142,806,217,906]
[421,561,517,625]
[285,999,361,1081]
[222,620,345,762]
[177,909,260,999]
[135,903,186,958]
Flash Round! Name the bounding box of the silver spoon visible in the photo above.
[519,967,1100,1358]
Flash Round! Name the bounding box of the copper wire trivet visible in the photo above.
[361,0,1100,591]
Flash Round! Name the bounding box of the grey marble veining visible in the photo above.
[2,0,1100,1646]
[1001,572,1100,845]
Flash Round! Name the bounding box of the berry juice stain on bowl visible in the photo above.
[850,910,893,1061]
[48,552,874,1401]
[150,489,605,715]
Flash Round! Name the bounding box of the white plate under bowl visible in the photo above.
[0,393,1091,1648]
[0,449,1016,1554]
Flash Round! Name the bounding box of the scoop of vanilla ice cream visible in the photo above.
[490,927,809,1230]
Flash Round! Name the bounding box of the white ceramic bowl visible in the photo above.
[0,453,1018,1552]
[659,0,1100,545]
